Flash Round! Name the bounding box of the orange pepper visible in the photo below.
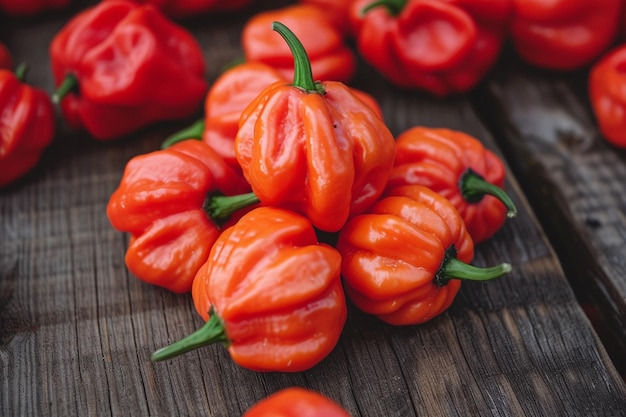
[336,185,511,325]
[106,140,251,293]
[152,207,347,372]
[234,22,395,232]
[243,387,351,417]
[299,0,355,36]
[387,126,517,243]
[242,4,357,83]
[589,44,626,148]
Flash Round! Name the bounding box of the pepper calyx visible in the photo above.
[459,168,518,218]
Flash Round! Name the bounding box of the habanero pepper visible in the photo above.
[0,64,55,187]
[509,0,621,70]
[298,0,355,36]
[163,61,385,172]
[50,0,207,141]
[243,387,351,417]
[589,44,626,149]
[152,206,347,373]
[336,185,511,325]
[349,0,512,96]
[111,0,256,18]
[234,22,396,232]
[242,4,357,83]
[106,139,251,293]
[0,0,70,16]
[386,126,517,243]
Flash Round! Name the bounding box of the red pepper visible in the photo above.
[0,65,55,187]
[163,61,385,172]
[242,4,357,83]
[299,0,355,36]
[336,185,511,325]
[110,0,256,17]
[0,0,70,15]
[387,126,517,243]
[50,0,207,140]
[152,206,347,372]
[349,0,511,96]
[0,42,12,70]
[589,44,626,149]
[235,22,395,232]
[106,140,251,293]
[510,0,621,70]
[243,387,351,417]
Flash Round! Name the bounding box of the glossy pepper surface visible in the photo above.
[243,387,351,417]
[0,0,70,15]
[349,0,511,96]
[510,0,621,70]
[0,65,55,187]
[106,140,251,293]
[337,185,511,325]
[163,61,384,172]
[50,0,207,140]
[235,22,395,232]
[387,126,517,243]
[589,44,626,149]
[242,5,357,83]
[152,207,347,372]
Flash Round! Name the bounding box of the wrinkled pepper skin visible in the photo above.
[510,0,621,70]
[338,185,511,325]
[50,0,207,140]
[0,43,12,70]
[387,126,516,243]
[349,0,512,96]
[0,0,70,15]
[158,207,347,372]
[243,387,351,417]
[235,23,395,232]
[589,45,626,149]
[0,66,55,187]
[106,140,250,293]
[242,4,357,83]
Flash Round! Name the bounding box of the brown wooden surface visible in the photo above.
[2,2,626,416]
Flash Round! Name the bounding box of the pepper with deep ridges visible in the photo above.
[387,126,517,243]
[234,22,396,232]
[243,387,351,417]
[50,0,207,140]
[152,206,347,372]
[106,140,251,293]
[337,185,511,325]
[0,64,55,187]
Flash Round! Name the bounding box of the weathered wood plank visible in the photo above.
[1,3,626,417]
[474,50,626,365]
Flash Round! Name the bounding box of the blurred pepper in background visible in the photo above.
[0,0,70,16]
[242,387,352,417]
[0,42,12,70]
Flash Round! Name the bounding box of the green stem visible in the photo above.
[434,246,511,287]
[14,63,28,82]
[271,21,323,94]
[151,307,229,362]
[460,168,518,218]
[52,73,78,104]
[161,119,205,149]
[362,0,407,15]
[205,191,259,224]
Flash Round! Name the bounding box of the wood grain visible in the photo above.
[1,3,626,416]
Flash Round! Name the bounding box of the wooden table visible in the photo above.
[2,1,626,416]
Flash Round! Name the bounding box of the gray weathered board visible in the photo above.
[1,1,625,416]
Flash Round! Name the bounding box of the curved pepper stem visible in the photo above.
[52,73,79,104]
[362,0,408,16]
[434,246,511,287]
[460,168,518,218]
[151,306,229,362]
[271,21,324,94]
[161,119,205,149]
[14,63,28,82]
[205,191,260,225]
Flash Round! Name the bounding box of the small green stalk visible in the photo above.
[271,21,324,94]
[152,307,229,362]
[460,168,518,218]
[161,119,205,149]
[52,73,78,103]
[362,0,408,16]
[14,63,28,82]
[204,191,259,225]
[434,246,511,287]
